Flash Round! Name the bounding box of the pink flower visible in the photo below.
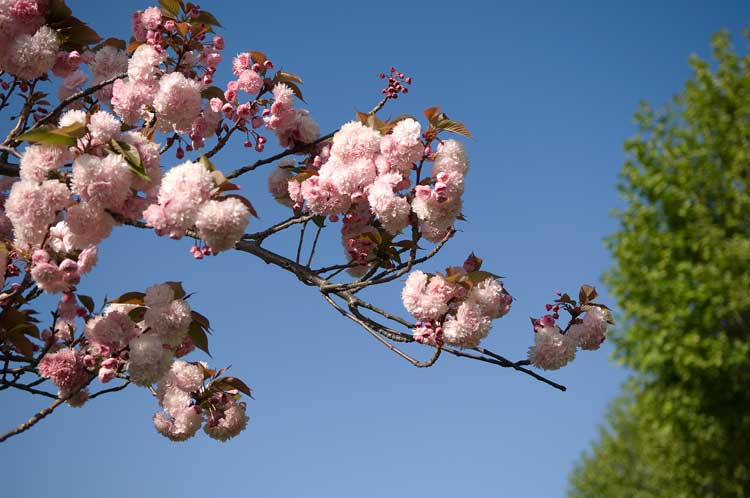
[402,271,453,322]
[71,154,134,210]
[88,111,121,144]
[38,348,87,389]
[84,311,139,350]
[268,159,295,207]
[367,172,410,235]
[19,144,70,183]
[153,72,203,132]
[567,307,608,350]
[204,401,248,442]
[143,161,214,239]
[237,69,263,95]
[195,198,251,253]
[144,299,192,346]
[140,6,162,30]
[127,333,173,386]
[232,52,251,76]
[528,325,577,370]
[5,179,73,248]
[2,25,58,80]
[441,300,492,348]
[329,121,381,163]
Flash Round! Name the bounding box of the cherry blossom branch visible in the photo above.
[26,73,127,132]
[231,236,568,390]
[0,375,95,443]
[226,94,390,180]
[226,131,335,180]
[243,213,315,242]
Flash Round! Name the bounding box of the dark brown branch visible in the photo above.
[89,380,130,399]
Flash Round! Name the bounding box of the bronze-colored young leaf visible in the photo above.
[77,294,95,314]
[424,106,442,122]
[111,291,145,305]
[250,51,267,64]
[275,71,304,85]
[210,376,252,397]
[224,194,259,218]
[159,0,180,16]
[201,86,226,102]
[165,282,186,300]
[433,118,472,138]
[188,320,211,356]
[191,310,211,332]
[578,284,598,305]
[193,10,222,27]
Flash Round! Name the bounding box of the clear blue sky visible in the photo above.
[2,1,748,497]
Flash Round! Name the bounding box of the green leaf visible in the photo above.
[110,139,148,181]
[15,128,77,146]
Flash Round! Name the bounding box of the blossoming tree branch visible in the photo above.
[0,0,613,444]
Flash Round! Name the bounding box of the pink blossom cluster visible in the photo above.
[143,161,250,252]
[270,118,470,272]
[5,109,167,293]
[112,13,224,146]
[0,1,58,81]
[264,83,320,148]
[402,255,512,349]
[37,346,89,405]
[527,307,609,370]
[34,281,250,441]
[153,361,248,442]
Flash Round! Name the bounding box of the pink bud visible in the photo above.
[212,35,225,50]
[263,60,274,69]
[252,63,261,72]
[83,354,96,368]
[203,74,213,85]
[98,368,115,383]
[328,214,339,223]
[176,147,184,159]
[101,357,119,370]
[539,314,556,327]
[164,19,176,31]
[209,97,223,113]
[255,142,264,152]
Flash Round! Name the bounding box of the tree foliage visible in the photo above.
[568,30,750,498]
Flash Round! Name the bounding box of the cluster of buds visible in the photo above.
[379,67,412,99]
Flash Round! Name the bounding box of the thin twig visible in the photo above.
[27,73,127,133]
[306,225,323,268]
[0,375,94,443]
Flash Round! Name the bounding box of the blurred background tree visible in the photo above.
[568,29,750,498]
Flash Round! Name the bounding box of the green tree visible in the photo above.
[568,30,750,498]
